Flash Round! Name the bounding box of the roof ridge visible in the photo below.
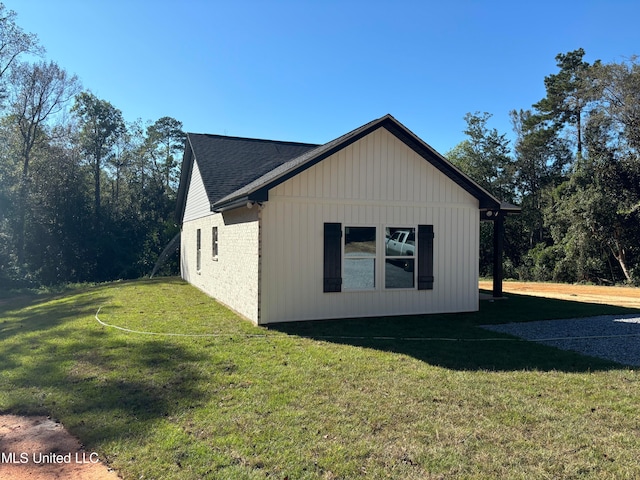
[186,132,320,147]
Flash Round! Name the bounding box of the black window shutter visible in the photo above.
[323,223,342,292]
[417,224,434,290]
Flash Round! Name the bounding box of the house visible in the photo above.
[175,114,517,325]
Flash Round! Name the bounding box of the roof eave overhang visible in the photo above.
[480,201,522,221]
[479,198,502,210]
[212,190,268,213]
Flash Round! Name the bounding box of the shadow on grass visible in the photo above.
[270,292,640,372]
[1,331,210,448]
[62,339,208,446]
[0,294,111,341]
[0,280,212,448]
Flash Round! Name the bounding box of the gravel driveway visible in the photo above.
[481,314,640,367]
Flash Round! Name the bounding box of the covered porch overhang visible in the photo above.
[480,201,521,298]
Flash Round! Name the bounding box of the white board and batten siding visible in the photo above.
[260,127,479,324]
[181,159,260,322]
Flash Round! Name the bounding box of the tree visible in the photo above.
[7,61,79,263]
[144,116,185,194]
[592,56,640,153]
[0,117,20,285]
[72,91,124,222]
[0,11,184,287]
[447,112,515,277]
[533,48,597,159]
[510,109,572,248]
[447,112,514,198]
[544,108,639,284]
[106,120,144,215]
[0,3,43,104]
[25,139,93,283]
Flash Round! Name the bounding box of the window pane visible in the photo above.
[344,226,376,290]
[345,227,376,256]
[196,229,202,271]
[385,228,415,257]
[344,258,375,290]
[385,259,415,288]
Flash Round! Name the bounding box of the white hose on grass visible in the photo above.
[94,307,267,338]
[95,307,640,342]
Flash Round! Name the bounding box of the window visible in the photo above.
[385,227,415,288]
[212,226,218,259]
[323,223,434,293]
[343,226,376,290]
[196,228,202,271]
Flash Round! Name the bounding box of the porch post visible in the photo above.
[492,213,504,298]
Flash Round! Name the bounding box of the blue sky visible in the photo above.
[5,0,640,154]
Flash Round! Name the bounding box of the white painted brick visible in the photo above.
[181,207,260,323]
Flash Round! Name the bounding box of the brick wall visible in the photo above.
[181,207,260,323]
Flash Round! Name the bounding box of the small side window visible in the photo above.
[212,226,218,259]
[196,228,202,271]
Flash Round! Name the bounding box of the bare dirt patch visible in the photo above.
[480,281,640,309]
[0,415,120,479]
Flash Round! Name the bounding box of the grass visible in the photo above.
[0,277,639,479]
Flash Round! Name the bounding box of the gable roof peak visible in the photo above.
[176,115,511,219]
[211,114,502,211]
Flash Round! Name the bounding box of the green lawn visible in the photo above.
[1,277,639,479]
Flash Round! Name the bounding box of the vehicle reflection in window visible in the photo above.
[385,227,415,288]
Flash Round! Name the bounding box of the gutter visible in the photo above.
[211,196,250,213]
[212,191,269,213]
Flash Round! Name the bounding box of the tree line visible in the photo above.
[0,4,184,288]
[1,4,638,289]
[449,48,640,285]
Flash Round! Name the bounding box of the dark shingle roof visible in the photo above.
[175,134,318,221]
[190,134,319,204]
